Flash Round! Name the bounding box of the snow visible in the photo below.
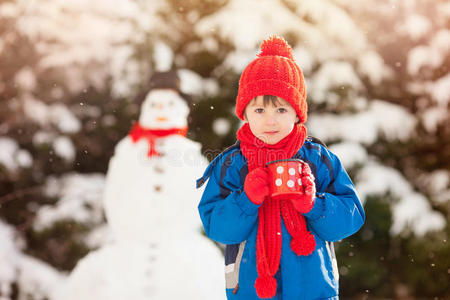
[223,50,260,73]
[14,67,37,91]
[398,14,431,40]
[15,149,33,168]
[82,224,113,249]
[308,100,417,144]
[426,170,449,196]
[407,29,450,75]
[52,136,76,162]
[196,0,303,50]
[418,170,450,204]
[421,106,448,132]
[50,103,82,133]
[309,61,363,104]
[202,37,219,53]
[22,97,50,127]
[212,118,231,136]
[426,72,450,107]
[33,173,106,231]
[328,142,368,169]
[357,51,393,85]
[178,69,205,95]
[23,98,81,134]
[0,221,19,297]
[15,254,64,300]
[292,0,367,56]
[292,47,315,74]
[0,137,33,172]
[0,220,64,300]
[440,2,450,18]
[356,161,446,236]
[11,0,164,97]
[224,44,314,75]
[431,29,450,54]
[178,69,219,97]
[33,131,55,146]
[197,0,370,75]
[153,41,174,72]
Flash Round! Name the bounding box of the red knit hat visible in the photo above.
[235,36,307,123]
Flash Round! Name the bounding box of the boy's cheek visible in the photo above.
[243,111,249,122]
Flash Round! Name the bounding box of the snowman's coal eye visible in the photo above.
[169,101,174,106]
[151,102,156,107]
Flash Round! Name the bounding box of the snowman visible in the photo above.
[56,71,225,300]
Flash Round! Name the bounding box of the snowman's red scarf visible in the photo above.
[236,123,316,299]
[129,122,188,157]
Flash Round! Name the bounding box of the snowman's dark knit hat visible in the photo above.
[148,70,180,91]
[147,71,192,105]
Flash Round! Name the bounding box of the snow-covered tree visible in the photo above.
[0,0,448,299]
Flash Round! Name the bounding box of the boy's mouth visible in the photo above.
[264,131,279,135]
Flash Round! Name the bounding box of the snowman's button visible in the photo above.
[287,180,294,188]
[276,166,284,174]
[154,165,164,173]
[298,178,302,186]
[288,168,296,175]
[275,179,282,186]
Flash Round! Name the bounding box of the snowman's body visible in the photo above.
[104,134,206,242]
[57,89,225,300]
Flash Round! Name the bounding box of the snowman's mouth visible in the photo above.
[156,117,168,122]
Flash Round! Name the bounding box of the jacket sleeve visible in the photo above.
[304,146,365,242]
[198,152,260,244]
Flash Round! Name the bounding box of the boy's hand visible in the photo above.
[291,163,316,213]
[244,167,270,205]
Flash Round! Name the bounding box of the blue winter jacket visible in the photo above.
[196,139,365,300]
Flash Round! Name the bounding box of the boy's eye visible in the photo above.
[277,108,287,113]
[255,108,264,113]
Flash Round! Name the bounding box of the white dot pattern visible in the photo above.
[287,180,294,188]
[275,179,282,186]
[298,178,302,186]
[288,168,296,175]
[277,166,284,174]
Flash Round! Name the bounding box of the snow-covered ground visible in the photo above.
[0,0,448,298]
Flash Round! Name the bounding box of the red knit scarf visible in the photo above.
[237,123,316,299]
[128,122,188,157]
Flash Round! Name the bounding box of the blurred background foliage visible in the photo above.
[0,0,449,298]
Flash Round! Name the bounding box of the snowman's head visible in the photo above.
[139,89,189,129]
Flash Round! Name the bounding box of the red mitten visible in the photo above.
[244,167,270,205]
[291,163,316,213]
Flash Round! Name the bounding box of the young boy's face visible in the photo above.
[244,96,299,145]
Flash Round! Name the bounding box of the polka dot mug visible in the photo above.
[266,159,306,200]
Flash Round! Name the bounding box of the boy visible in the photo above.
[196,36,365,299]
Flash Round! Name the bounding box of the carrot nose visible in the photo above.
[156,116,168,122]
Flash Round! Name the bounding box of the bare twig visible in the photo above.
[0,185,42,205]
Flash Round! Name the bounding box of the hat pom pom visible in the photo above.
[291,232,316,256]
[258,35,294,60]
[255,275,277,299]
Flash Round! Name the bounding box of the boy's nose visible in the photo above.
[265,113,277,125]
